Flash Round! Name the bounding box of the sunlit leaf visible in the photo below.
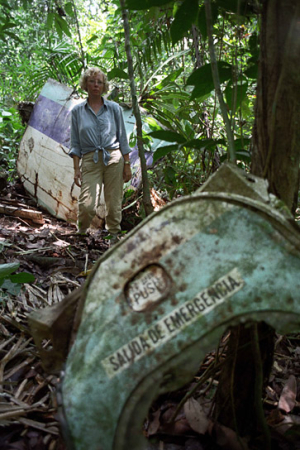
[54,14,71,38]
[65,2,74,17]
[107,68,129,80]
[46,12,54,29]
[144,117,161,131]
[87,35,99,44]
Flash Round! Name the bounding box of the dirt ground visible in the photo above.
[0,182,300,450]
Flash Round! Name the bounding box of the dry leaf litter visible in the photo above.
[0,183,300,450]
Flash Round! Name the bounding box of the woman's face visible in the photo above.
[86,72,105,98]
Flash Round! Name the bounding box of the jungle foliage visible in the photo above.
[0,0,259,196]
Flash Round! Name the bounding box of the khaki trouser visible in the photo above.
[78,150,124,234]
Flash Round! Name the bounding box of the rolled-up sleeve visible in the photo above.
[115,105,131,156]
[69,108,82,158]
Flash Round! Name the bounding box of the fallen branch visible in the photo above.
[0,203,44,224]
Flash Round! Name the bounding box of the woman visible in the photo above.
[69,67,132,241]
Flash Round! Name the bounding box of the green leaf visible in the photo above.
[187,62,233,100]
[0,262,20,279]
[153,145,178,162]
[65,2,74,17]
[197,4,219,40]
[1,22,17,31]
[225,77,248,113]
[234,138,251,151]
[54,14,71,38]
[107,68,129,80]
[143,117,161,131]
[149,130,186,143]
[154,68,184,90]
[46,12,54,29]
[244,65,258,80]
[171,0,199,44]
[54,17,63,38]
[1,279,21,295]
[126,0,172,10]
[87,35,99,44]
[9,272,35,283]
[164,166,177,185]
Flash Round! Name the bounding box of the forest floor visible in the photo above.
[0,181,300,450]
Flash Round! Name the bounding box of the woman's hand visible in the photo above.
[74,167,82,187]
[123,164,132,183]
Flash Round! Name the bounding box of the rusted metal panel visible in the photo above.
[17,79,82,222]
[60,164,300,450]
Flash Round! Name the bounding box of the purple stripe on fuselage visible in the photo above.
[29,95,72,147]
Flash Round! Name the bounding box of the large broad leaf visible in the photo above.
[54,14,71,38]
[107,68,129,80]
[0,262,20,279]
[9,272,35,283]
[244,64,258,80]
[171,0,199,44]
[187,62,233,100]
[46,12,54,29]
[234,138,251,151]
[126,0,171,10]
[149,130,186,143]
[65,2,74,17]
[153,145,178,162]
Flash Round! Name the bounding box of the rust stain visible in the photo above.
[34,172,38,198]
[28,137,34,153]
[172,235,184,245]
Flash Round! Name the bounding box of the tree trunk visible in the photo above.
[251,0,300,213]
[119,0,154,217]
[213,1,300,447]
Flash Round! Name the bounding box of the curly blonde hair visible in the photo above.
[80,67,109,93]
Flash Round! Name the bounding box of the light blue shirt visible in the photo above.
[69,98,131,165]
